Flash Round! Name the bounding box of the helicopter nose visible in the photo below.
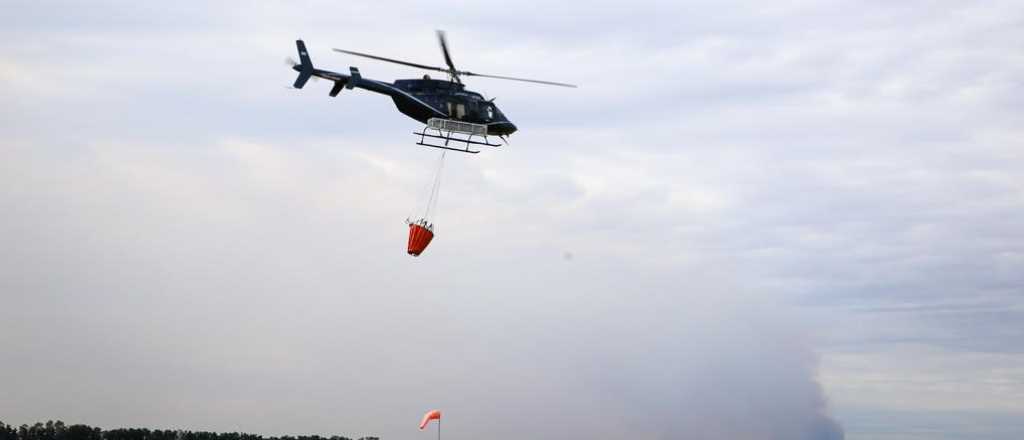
[489,121,517,135]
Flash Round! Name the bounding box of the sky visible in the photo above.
[1,1,1023,439]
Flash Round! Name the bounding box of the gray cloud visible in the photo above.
[3,1,1024,439]
[1,137,844,440]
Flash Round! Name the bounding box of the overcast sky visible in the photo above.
[2,1,1023,440]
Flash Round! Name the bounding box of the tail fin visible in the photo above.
[293,40,314,89]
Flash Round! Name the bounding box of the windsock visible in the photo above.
[419,409,441,430]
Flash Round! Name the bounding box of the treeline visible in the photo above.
[0,421,373,440]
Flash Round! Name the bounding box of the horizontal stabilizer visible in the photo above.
[330,80,346,97]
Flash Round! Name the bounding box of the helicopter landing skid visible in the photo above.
[413,126,501,154]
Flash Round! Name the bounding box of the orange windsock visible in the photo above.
[419,409,441,430]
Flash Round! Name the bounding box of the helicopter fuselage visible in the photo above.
[391,78,517,136]
[294,61,518,136]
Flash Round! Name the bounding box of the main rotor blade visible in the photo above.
[436,30,461,83]
[332,48,447,73]
[461,71,578,88]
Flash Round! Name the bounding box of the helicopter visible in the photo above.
[289,31,576,153]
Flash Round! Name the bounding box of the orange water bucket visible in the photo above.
[407,223,435,256]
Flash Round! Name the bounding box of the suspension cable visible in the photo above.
[421,151,446,223]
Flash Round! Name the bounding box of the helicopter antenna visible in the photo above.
[332,31,577,88]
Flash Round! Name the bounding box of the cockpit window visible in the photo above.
[447,102,466,119]
[486,105,494,120]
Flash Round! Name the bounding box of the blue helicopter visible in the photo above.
[290,31,576,153]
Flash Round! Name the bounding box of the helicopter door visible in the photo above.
[447,102,466,120]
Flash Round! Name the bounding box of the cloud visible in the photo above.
[2,1,1024,439]
[0,137,846,440]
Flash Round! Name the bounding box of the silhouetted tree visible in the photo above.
[0,422,364,440]
[65,425,100,440]
[0,421,19,440]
